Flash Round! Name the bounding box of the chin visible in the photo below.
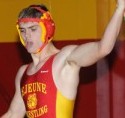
[26,49,34,54]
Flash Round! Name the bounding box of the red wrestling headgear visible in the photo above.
[16,6,55,50]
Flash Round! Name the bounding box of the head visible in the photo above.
[16,4,55,53]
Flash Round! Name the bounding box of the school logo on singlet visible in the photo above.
[27,93,37,109]
[22,82,49,117]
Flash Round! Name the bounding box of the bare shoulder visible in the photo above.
[53,45,78,71]
[18,64,28,73]
[15,64,28,83]
[60,45,78,54]
[55,45,78,61]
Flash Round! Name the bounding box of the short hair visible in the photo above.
[18,4,49,19]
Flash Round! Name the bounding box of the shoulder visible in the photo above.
[17,64,28,75]
[15,64,28,84]
[60,45,78,53]
[55,45,78,59]
[53,45,78,69]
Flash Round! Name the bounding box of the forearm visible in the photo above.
[100,4,124,55]
[1,103,26,118]
[1,111,25,118]
[1,110,13,118]
[1,112,10,118]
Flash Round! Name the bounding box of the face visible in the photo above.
[19,22,43,53]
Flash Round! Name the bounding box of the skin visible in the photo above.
[1,0,125,117]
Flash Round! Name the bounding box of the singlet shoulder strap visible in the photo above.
[41,53,57,69]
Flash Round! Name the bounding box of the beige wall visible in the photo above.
[96,0,116,37]
[52,0,97,40]
[0,0,116,42]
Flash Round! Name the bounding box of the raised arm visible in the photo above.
[99,0,125,57]
[66,0,125,67]
[1,65,27,118]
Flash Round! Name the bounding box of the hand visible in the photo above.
[117,0,125,10]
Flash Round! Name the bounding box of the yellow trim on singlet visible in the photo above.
[56,91,75,118]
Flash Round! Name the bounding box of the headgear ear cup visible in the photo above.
[30,7,55,43]
[43,18,55,42]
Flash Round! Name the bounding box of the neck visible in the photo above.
[31,42,59,66]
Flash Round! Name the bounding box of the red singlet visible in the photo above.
[21,54,74,118]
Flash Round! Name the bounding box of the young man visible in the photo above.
[1,0,125,117]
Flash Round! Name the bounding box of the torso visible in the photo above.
[20,52,78,118]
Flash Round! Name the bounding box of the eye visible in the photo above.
[20,29,25,33]
[31,28,37,31]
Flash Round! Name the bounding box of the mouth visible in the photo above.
[25,41,33,48]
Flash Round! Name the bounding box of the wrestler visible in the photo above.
[1,0,125,117]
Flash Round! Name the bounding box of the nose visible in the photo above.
[25,30,31,39]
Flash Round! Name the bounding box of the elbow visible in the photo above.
[98,42,114,58]
[100,48,112,58]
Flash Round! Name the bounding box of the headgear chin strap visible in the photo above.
[16,7,55,53]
